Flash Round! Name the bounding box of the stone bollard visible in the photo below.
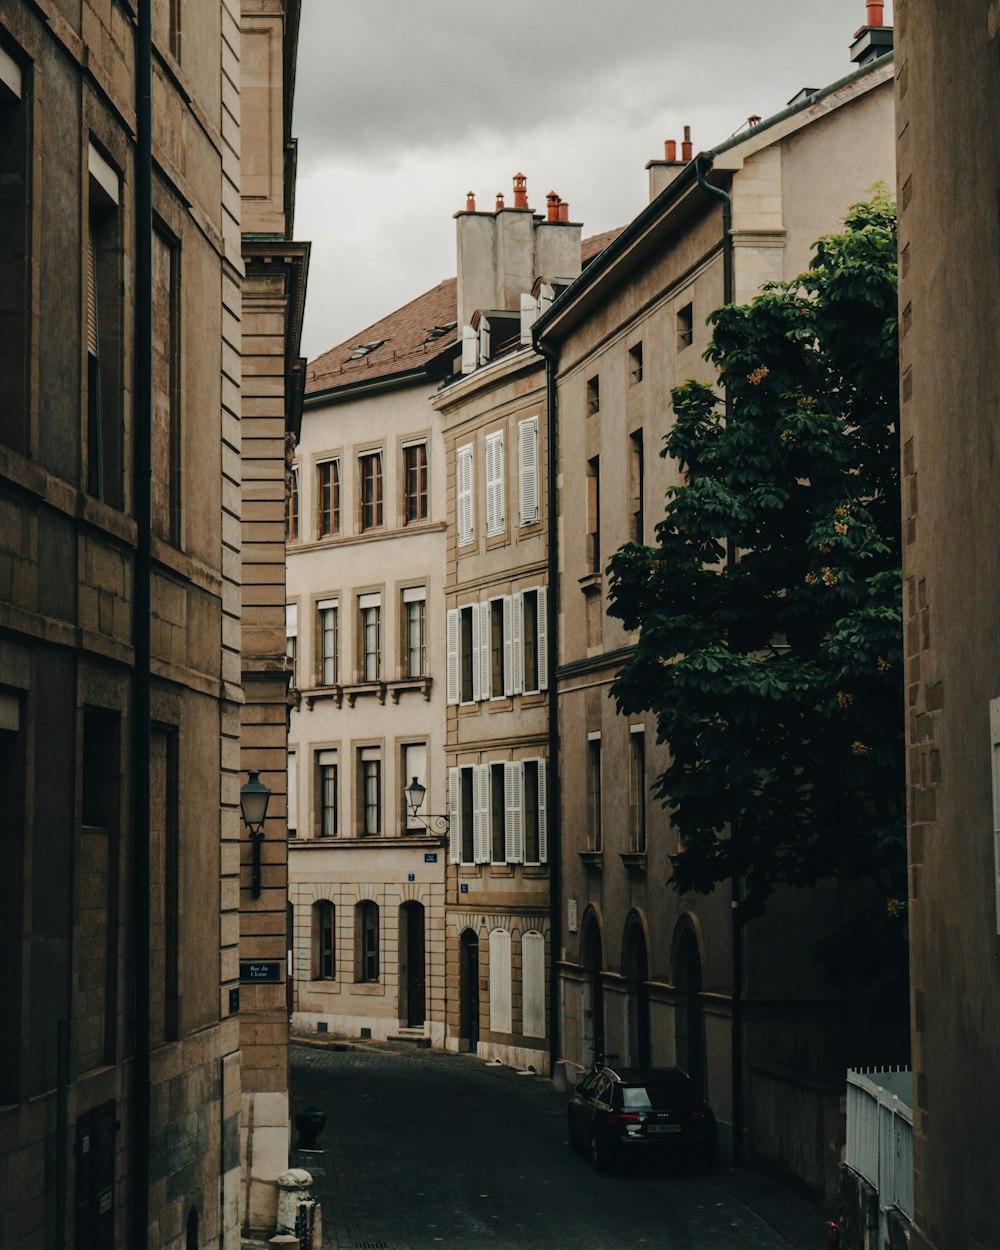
[275,1169,313,1235]
[269,1238,299,1250]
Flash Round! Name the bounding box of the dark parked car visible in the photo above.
[567,1066,718,1173]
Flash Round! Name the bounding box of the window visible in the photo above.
[403,442,428,523]
[401,742,426,832]
[356,901,379,982]
[402,587,426,677]
[285,604,298,687]
[518,417,540,526]
[456,443,474,546]
[588,736,602,852]
[460,767,474,862]
[459,605,475,703]
[359,748,382,836]
[316,749,338,837]
[287,751,297,838]
[629,431,644,545]
[317,459,340,537]
[586,375,600,416]
[587,456,601,573]
[485,430,505,536]
[286,466,299,541]
[152,225,181,545]
[312,901,335,980]
[316,598,338,685]
[629,729,647,853]
[489,928,512,1034]
[359,451,383,530]
[628,342,643,386]
[449,763,491,865]
[168,0,182,60]
[358,593,381,681]
[87,144,124,508]
[523,758,547,865]
[521,588,548,694]
[677,302,694,351]
[522,931,546,1038]
[490,763,505,863]
[490,599,505,698]
[1,51,30,454]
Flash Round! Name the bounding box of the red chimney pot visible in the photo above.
[466,191,476,212]
[558,200,569,223]
[546,191,560,223]
[682,125,693,161]
[665,139,677,161]
[495,191,505,212]
[866,0,884,26]
[513,172,528,209]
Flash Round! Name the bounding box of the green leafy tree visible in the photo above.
[607,190,903,920]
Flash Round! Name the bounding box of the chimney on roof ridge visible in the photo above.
[851,0,893,66]
[466,191,476,211]
[495,191,505,211]
[558,200,569,222]
[866,0,884,26]
[681,125,693,162]
[665,139,677,161]
[513,172,529,209]
[546,192,560,222]
[748,114,762,128]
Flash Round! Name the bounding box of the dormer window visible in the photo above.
[347,340,384,361]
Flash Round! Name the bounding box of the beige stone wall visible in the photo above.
[896,4,1000,1248]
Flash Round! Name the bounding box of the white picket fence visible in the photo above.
[845,1067,914,1248]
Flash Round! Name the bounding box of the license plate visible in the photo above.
[647,1124,681,1134]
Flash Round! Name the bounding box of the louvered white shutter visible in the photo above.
[536,586,548,691]
[457,445,474,546]
[522,931,546,1038]
[478,319,490,366]
[536,759,548,864]
[449,767,461,863]
[474,764,490,863]
[480,595,491,700]
[486,431,504,536]
[446,608,459,705]
[519,293,537,346]
[461,324,477,374]
[519,417,539,526]
[512,592,524,695]
[502,595,514,697]
[489,928,512,1035]
[471,603,481,701]
[505,761,523,863]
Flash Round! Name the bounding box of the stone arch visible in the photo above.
[580,906,606,1065]
[671,913,707,1097]
[621,910,651,1071]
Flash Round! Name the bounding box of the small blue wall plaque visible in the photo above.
[424,852,438,863]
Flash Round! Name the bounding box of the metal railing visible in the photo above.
[845,1067,913,1248]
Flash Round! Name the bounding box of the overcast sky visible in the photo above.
[292,0,894,361]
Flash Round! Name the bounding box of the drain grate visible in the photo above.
[352,1243,391,1249]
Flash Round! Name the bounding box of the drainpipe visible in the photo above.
[130,1,153,1245]
[694,152,744,1167]
[535,338,561,1079]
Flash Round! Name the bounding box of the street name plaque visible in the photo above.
[239,960,282,983]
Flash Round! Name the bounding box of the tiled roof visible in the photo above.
[306,278,458,395]
[305,229,626,397]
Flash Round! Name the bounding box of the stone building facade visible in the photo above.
[536,24,896,1198]
[287,281,455,1045]
[896,2,1000,1247]
[0,1,306,1246]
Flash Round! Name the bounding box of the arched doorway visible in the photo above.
[673,921,706,1097]
[623,918,651,1071]
[399,901,425,1026]
[459,929,479,1051]
[581,915,605,1065]
[186,1207,199,1250]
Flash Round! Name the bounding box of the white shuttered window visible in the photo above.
[457,444,474,547]
[485,430,505,535]
[446,608,459,705]
[504,761,524,863]
[473,763,490,863]
[519,416,539,525]
[522,931,546,1038]
[449,766,461,862]
[489,928,512,1035]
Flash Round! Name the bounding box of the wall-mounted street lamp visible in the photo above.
[240,769,271,898]
[405,776,450,835]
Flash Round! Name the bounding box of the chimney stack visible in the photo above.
[466,191,476,212]
[851,0,893,65]
[665,139,677,161]
[558,200,569,222]
[866,0,884,25]
[513,172,529,210]
[495,191,505,211]
[546,191,560,223]
[681,125,693,162]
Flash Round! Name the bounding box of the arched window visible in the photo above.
[489,928,512,1034]
[355,901,379,982]
[522,931,545,1039]
[312,901,335,980]
[186,1206,199,1250]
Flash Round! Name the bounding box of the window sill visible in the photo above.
[620,852,648,875]
[350,981,385,996]
[389,677,432,703]
[578,572,603,595]
[290,833,447,850]
[345,681,386,707]
[488,864,514,877]
[522,864,548,877]
[578,850,603,869]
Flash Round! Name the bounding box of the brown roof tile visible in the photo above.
[306,229,625,397]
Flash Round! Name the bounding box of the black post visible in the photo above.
[130,1,153,1245]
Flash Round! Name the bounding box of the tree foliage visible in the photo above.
[607,189,903,918]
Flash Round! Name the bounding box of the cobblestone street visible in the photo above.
[290,1040,831,1250]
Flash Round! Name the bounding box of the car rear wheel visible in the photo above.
[590,1131,611,1173]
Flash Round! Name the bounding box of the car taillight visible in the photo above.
[608,1112,641,1128]
[688,1110,709,1121]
